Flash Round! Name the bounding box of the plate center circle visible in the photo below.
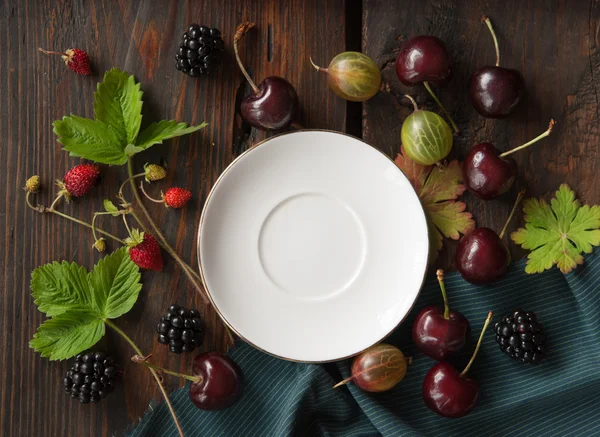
[258,193,366,300]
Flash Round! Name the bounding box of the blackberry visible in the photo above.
[494,310,547,364]
[63,352,120,404]
[176,23,225,77]
[157,304,204,354]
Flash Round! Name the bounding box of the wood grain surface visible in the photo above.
[1,0,599,435]
[0,1,346,435]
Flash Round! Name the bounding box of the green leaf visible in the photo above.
[124,144,144,156]
[31,261,92,317]
[94,68,143,145]
[511,184,600,274]
[88,248,142,319]
[53,115,127,165]
[135,120,207,151]
[30,310,105,361]
[103,199,120,217]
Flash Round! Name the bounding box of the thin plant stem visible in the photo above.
[122,214,133,237]
[139,182,164,204]
[333,376,354,389]
[499,189,525,240]
[404,94,419,112]
[119,173,145,199]
[48,193,64,211]
[233,22,260,93]
[499,120,556,158]
[436,269,450,319]
[482,16,500,67]
[104,320,185,437]
[423,81,459,133]
[135,359,201,384]
[309,57,328,73]
[461,311,493,377]
[38,47,68,57]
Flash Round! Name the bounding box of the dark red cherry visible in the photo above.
[423,312,493,418]
[234,21,299,130]
[396,36,452,86]
[463,120,556,200]
[469,17,525,118]
[395,35,458,133]
[412,270,470,361]
[463,142,517,200]
[189,352,244,410]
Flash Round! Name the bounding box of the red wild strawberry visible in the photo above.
[61,163,101,198]
[127,231,164,271]
[38,47,91,75]
[163,188,192,209]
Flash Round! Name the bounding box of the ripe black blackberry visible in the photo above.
[494,309,547,364]
[156,304,204,354]
[176,23,225,77]
[63,352,120,404]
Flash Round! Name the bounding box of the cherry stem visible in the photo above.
[233,21,260,94]
[423,81,459,133]
[460,311,493,377]
[436,269,450,319]
[404,94,419,112]
[482,16,500,67]
[499,119,557,158]
[38,47,68,57]
[132,356,202,384]
[309,57,328,73]
[25,192,126,244]
[499,189,526,240]
[104,319,185,437]
[139,181,164,204]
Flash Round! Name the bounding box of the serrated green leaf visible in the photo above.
[124,144,144,156]
[94,68,143,145]
[511,184,600,274]
[30,310,105,361]
[135,120,207,151]
[31,261,92,317]
[88,248,142,319]
[53,115,127,165]
[103,199,120,217]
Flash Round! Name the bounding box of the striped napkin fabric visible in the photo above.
[129,249,600,437]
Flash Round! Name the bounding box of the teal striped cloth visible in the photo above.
[129,250,600,437]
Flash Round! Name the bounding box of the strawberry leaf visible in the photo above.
[135,120,208,150]
[30,310,105,361]
[94,68,144,145]
[511,184,600,274]
[103,199,120,217]
[29,248,142,360]
[395,149,475,262]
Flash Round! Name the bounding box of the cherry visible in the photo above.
[189,352,244,410]
[423,311,493,418]
[412,270,470,361]
[234,22,299,130]
[469,17,525,118]
[395,35,458,133]
[456,191,524,284]
[464,120,555,200]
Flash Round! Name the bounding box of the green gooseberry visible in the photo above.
[401,95,453,166]
[310,52,381,102]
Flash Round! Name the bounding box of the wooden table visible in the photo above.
[2,0,598,435]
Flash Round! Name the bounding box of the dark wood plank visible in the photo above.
[363,0,600,269]
[0,0,346,435]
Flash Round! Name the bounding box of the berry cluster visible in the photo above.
[176,24,225,77]
[495,310,547,364]
[63,352,120,404]
[157,305,204,354]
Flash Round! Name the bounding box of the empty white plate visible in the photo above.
[198,131,429,362]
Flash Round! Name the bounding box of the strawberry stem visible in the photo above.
[233,21,260,94]
[460,311,493,377]
[436,269,450,319]
[423,81,459,133]
[499,189,525,240]
[104,319,185,437]
[139,182,165,204]
[122,214,133,238]
[119,173,145,199]
[48,193,65,211]
[38,47,68,57]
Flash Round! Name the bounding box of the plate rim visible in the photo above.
[196,129,429,363]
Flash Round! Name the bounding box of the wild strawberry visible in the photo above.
[38,47,91,75]
[163,188,192,209]
[93,238,107,253]
[57,163,100,200]
[144,163,167,182]
[126,230,164,271]
[24,175,41,193]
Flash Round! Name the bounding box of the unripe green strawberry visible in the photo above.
[24,175,41,193]
[144,164,167,182]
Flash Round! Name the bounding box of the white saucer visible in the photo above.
[198,131,429,362]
